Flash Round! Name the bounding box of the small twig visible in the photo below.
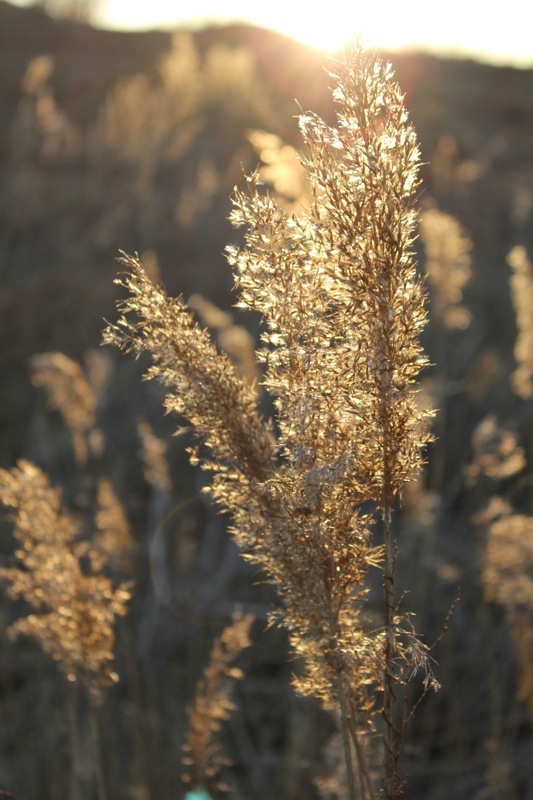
[430,589,461,650]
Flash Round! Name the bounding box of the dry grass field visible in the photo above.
[1,4,533,798]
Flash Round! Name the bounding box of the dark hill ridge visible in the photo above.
[1,0,532,294]
[0,0,172,139]
[1,0,533,151]
[197,24,533,156]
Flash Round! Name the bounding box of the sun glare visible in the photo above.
[8,0,533,66]
[258,5,413,53]
[102,0,413,52]
[96,0,533,68]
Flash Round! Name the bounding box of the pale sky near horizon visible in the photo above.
[9,0,533,68]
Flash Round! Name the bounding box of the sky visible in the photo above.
[11,0,533,68]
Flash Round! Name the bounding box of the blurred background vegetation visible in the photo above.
[1,1,533,798]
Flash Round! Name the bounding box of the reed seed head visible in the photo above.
[0,460,130,692]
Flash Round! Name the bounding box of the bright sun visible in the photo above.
[256,4,411,52]
[102,0,410,52]
[99,0,533,68]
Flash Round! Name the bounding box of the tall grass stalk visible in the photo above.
[105,40,436,797]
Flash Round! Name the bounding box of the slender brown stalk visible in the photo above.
[335,670,357,800]
[381,505,396,799]
[67,681,81,800]
[89,697,107,800]
[348,704,375,800]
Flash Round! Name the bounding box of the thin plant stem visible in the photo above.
[382,501,396,800]
[348,703,375,800]
[335,665,357,800]
[327,579,357,800]
[89,693,107,800]
[351,724,370,800]
[67,681,81,800]
[122,622,149,800]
